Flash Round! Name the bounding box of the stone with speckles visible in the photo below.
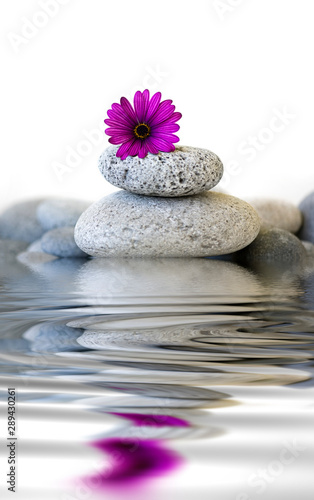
[74,191,260,257]
[98,145,224,197]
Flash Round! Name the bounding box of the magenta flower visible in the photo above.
[105,90,182,160]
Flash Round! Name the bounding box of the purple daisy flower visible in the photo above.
[105,90,182,160]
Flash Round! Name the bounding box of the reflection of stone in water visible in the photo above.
[19,257,87,294]
[109,412,190,428]
[23,322,86,353]
[303,270,314,306]
[77,258,263,303]
[90,382,228,402]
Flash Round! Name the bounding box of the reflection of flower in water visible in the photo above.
[83,437,184,490]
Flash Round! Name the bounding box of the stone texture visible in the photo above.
[0,199,45,243]
[248,198,303,233]
[236,227,306,264]
[299,192,314,243]
[41,227,88,258]
[98,145,223,197]
[37,198,91,231]
[74,191,260,257]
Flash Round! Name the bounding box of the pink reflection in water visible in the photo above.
[83,437,184,492]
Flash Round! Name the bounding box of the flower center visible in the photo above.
[134,123,150,139]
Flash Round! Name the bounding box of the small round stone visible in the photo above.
[74,191,260,258]
[37,198,91,231]
[41,227,88,258]
[248,198,303,233]
[98,145,224,197]
[0,199,45,243]
[236,227,306,264]
[299,192,314,243]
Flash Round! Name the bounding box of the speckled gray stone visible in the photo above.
[299,192,314,243]
[41,227,88,258]
[74,191,260,257]
[236,227,306,264]
[37,198,91,231]
[0,199,45,243]
[98,145,224,197]
[248,198,303,233]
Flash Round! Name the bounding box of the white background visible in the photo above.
[1,0,314,211]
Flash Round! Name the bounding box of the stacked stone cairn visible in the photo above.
[1,146,314,264]
[74,145,260,257]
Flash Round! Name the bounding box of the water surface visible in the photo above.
[0,257,314,500]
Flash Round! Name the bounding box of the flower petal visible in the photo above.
[109,134,133,145]
[163,111,182,124]
[116,139,135,159]
[120,97,137,123]
[109,104,134,126]
[138,141,149,158]
[133,91,148,123]
[150,101,175,126]
[105,126,133,136]
[145,91,162,122]
[128,139,141,157]
[142,89,150,121]
[152,123,180,133]
[104,118,132,131]
[146,137,161,155]
[150,137,176,152]
[151,132,180,143]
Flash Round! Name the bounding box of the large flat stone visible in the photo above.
[74,191,260,257]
